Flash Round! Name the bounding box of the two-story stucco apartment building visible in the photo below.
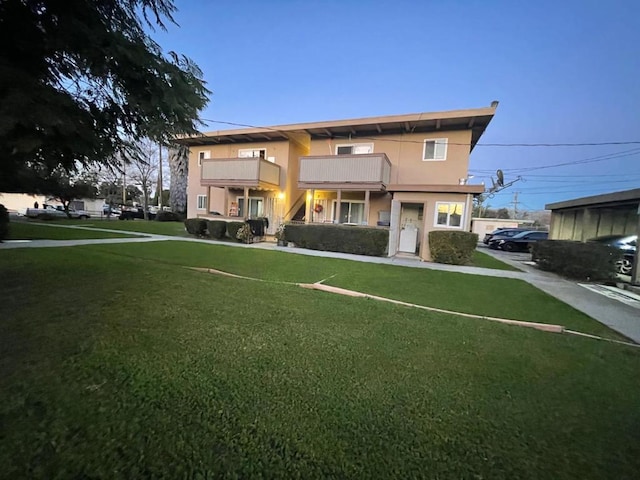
[178,102,498,261]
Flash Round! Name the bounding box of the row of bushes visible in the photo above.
[184,219,246,241]
[532,240,621,281]
[284,223,389,256]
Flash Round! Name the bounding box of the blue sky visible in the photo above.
[155,0,640,211]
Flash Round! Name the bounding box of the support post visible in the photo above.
[364,190,370,225]
[243,187,250,219]
[223,187,229,217]
[336,189,342,224]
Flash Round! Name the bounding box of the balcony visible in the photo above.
[201,158,280,189]
[298,153,391,190]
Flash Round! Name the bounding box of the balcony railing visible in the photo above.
[298,153,391,190]
[201,158,280,189]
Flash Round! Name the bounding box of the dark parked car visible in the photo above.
[489,230,548,252]
[482,228,530,244]
[588,234,637,275]
[119,207,157,221]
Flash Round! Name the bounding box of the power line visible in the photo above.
[200,118,640,148]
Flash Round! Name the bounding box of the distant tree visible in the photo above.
[127,140,158,219]
[496,208,510,219]
[0,0,209,192]
[40,169,99,217]
[152,189,171,207]
[473,194,490,218]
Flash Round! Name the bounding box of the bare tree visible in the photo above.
[128,140,158,219]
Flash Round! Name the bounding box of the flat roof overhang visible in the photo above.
[177,104,498,152]
[387,184,485,194]
[545,188,640,211]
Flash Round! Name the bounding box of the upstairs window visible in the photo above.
[423,139,447,161]
[335,143,373,155]
[238,148,267,159]
[198,150,211,166]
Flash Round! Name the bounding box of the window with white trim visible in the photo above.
[332,200,365,224]
[198,150,211,166]
[196,195,207,210]
[435,202,464,228]
[422,138,447,161]
[335,143,374,155]
[238,148,267,159]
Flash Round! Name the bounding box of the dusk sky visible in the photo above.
[155,0,640,211]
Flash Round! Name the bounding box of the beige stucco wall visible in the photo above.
[308,130,473,186]
[0,193,47,213]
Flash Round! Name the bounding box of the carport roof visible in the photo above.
[545,188,640,211]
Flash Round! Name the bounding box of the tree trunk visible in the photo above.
[169,144,189,215]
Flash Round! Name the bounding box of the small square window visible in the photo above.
[435,202,464,228]
[423,139,447,161]
[196,195,207,210]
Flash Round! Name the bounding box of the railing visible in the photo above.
[298,153,391,189]
[201,158,280,188]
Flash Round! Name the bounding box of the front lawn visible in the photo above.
[1,243,638,478]
[5,221,140,240]
[471,250,521,271]
[49,218,190,236]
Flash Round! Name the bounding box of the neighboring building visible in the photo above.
[0,193,105,215]
[546,188,640,241]
[178,103,498,261]
[471,218,535,238]
[0,193,47,214]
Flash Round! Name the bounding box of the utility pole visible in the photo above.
[157,143,163,209]
[121,155,126,205]
[510,191,520,219]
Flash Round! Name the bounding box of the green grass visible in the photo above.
[1,242,639,479]
[471,250,521,271]
[89,241,619,339]
[45,218,190,236]
[6,221,140,240]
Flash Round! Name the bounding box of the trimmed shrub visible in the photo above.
[0,204,8,242]
[428,231,478,265]
[184,218,207,236]
[532,240,620,281]
[226,221,246,242]
[284,224,388,256]
[156,210,183,222]
[206,220,227,239]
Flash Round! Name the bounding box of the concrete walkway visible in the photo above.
[2,224,639,342]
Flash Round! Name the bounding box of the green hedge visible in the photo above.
[284,224,388,256]
[0,204,8,242]
[156,211,183,222]
[206,220,227,239]
[532,240,620,281]
[226,221,245,242]
[428,231,478,265]
[184,218,207,236]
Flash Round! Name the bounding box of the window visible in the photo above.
[238,148,266,159]
[196,195,207,210]
[335,143,374,155]
[198,150,211,166]
[332,200,365,224]
[435,202,464,228]
[423,138,447,161]
[238,197,264,218]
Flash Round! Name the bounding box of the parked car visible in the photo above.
[102,204,122,216]
[489,230,548,252]
[587,234,637,275]
[119,207,157,221]
[25,204,91,219]
[482,228,530,244]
